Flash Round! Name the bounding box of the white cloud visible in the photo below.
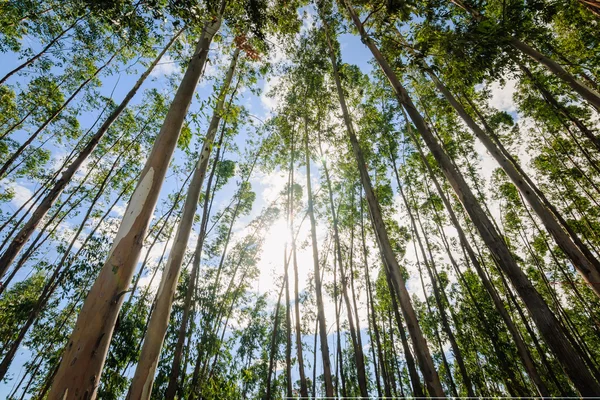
[151,55,178,77]
[260,75,283,115]
[488,78,518,113]
[2,181,33,208]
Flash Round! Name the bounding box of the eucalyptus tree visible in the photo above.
[0,28,183,281]
[341,0,600,393]
[46,3,227,396]
[318,2,445,396]
[126,41,242,400]
[390,32,600,297]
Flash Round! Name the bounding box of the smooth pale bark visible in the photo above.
[396,34,600,297]
[448,0,600,110]
[0,28,183,280]
[316,125,368,398]
[47,13,223,399]
[292,127,309,399]
[319,5,445,396]
[127,45,239,400]
[164,125,225,400]
[0,15,85,85]
[0,46,123,179]
[304,114,335,398]
[343,4,600,394]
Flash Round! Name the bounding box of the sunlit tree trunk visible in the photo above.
[396,32,600,296]
[164,122,225,400]
[304,106,335,398]
[127,45,239,400]
[47,11,224,398]
[316,123,369,397]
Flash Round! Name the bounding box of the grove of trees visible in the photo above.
[0,0,599,398]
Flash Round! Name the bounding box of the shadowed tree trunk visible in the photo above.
[319,3,445,396]
[344,3,600,394]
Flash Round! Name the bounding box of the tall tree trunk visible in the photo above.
[0,28,183,280]
[47,11,224,398]
[391,148,475,397]
[344,4,600,394]
[318,4,445,396]
[395,32,600,296]
[316,124,369,397]
[265,281,285,400]
[304,102,335,398]
[292,125,309,398]
[360,202,391,398]
[127,45,239,400]
[164,122,225,400]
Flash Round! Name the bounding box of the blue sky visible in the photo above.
[0,5,527,397]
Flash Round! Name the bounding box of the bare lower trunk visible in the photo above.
[319,4,444,396]
[344,3,600,394]
[164,122,225,400]
[304,112,335,398]
[127,45,238,400]
[47,13,222,399]
[316,125,369,398]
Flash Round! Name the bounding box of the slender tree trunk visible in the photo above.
[360,203,391,398]
[396,32,600,296]
[47,11,223,398]
[344,4,600,394]
[319,4,445,396]
[291,125,309,398]
[127,45,238,400]
[164,122,225,400]
[0,28,183,280]
[265,281,285,400]
[304,104,335,398]
[333,242,347,398]
[392,150,475,397]
[316,124,369,397]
